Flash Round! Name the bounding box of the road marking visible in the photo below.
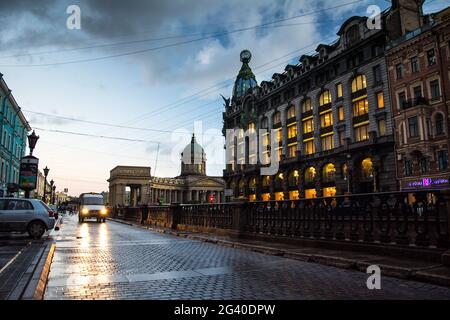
[0,246,26,275]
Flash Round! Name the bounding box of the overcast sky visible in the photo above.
[0,0,448,196]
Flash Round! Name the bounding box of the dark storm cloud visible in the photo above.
[0,0,227,51]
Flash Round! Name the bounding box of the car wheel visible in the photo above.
[27,221,46,239]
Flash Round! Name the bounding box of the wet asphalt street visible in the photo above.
[44,214,450,300]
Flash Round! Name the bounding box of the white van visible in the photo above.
[78,193,108,223]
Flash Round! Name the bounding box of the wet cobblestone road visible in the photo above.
[44,215,450,300]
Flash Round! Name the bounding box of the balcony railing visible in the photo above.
[111,190,450,252]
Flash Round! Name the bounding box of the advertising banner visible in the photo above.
[19,156,39,191]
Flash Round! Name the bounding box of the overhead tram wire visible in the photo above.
[0,0,363,68]
[26,38,333,156]
[0,20,342,61]
[32,127,162,144]
[118,39,335,137]
[120,35,337,127]
[24,37,332,138]
[22,99,223,136]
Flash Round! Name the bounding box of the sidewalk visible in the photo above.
[108,217,450,288]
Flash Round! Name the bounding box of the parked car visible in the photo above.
[0,198,56,239]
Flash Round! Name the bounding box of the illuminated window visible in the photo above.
[289,190,299,200]
[261,193,270,201]
[288,143,297,158]
[287,123,297,139]
[249,194,256,202]
[275,192,284,201]
[323,187,336,197]
[273,112,281,125]
[249,177,256,193]
[338,106,345,121]
[319,90,332,106]
[288,169,300,186]
[303,118,314,133]
[276,147,282,161]
[351,75,367,93]
[304,167,316,184]
[302,99,312,113]
[361,158,373,179]
[262,176,271,187]
[320,111,333,127]
[336,83,343,98]
[305,188,317,199]
[304,140,315,155]
[275,172,284,190]
[353,98,368,116]
[377,92,384,109]
[275,128,282,142]
[287,105,296,119]
[322,163,336,182]
[354,124,369,142]
[321,135,334,151]
[238,179,246,196]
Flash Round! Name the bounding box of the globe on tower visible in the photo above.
[232,50,257,99]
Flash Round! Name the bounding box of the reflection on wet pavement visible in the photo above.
[44,214,450,300]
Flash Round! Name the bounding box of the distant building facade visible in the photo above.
[108,135,225,206]
[0,73,32,197]
[386,7,450,190]
[222,0,432,201]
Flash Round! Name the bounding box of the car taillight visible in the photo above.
[48,210,55,217]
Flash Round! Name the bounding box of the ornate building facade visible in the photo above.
[108,134,225,206]
[386,7,450,191]
[222,0,428,201]
[0,73,32,197]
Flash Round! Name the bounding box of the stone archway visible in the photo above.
[108,166,151,207]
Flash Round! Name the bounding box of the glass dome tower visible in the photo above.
[232,50,257,100]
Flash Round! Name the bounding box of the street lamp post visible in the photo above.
[43,166,49,202]
[52,185,56,205]
[27,131,39,157]
[50,179,54,204]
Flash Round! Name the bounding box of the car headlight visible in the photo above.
[82,208,89,215]
[101,208,108,215]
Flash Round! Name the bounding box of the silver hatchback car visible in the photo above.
[0,198,56,239]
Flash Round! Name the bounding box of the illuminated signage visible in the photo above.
[406,177,449,189]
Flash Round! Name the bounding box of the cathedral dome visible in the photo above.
[232,50,257,99]
[180,134,206,176]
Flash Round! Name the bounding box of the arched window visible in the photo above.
[342,163,349,179]
[346,25,360,45]
[351,75,367,93]
[319,90,332,106]
[304,167,316,184]
[288,169,299,187]
[435,113,444,135]
[361,158,373,179]
[322,163,336,182]
[238,178,246,196]
[302,98,312,113]
[287,105,296,119]
[262,176,271,187]
[261,117,268,129]
[274,172,284,189]
[273,111,281,125]
[249,177,256,193]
